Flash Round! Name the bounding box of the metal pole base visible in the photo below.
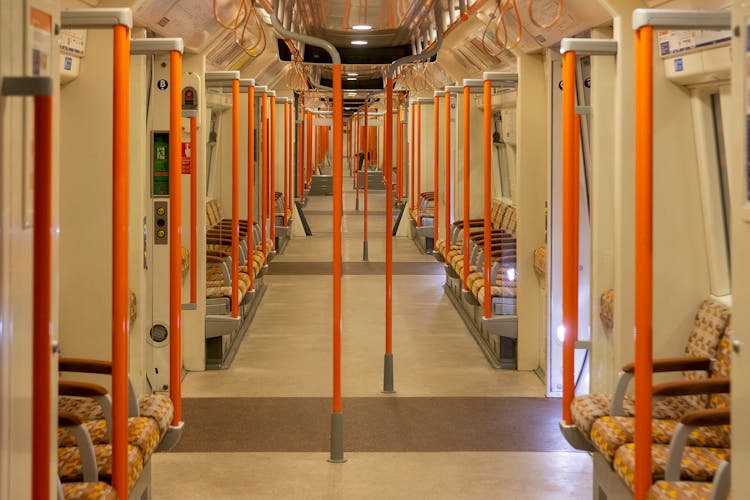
[383,353,395,394]
[355,197,359,211]
[363,241,369,261]
[328,412,346,463]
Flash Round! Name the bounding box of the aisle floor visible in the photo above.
[152,177,592,499]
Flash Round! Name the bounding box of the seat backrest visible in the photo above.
[683,300,731,361]
[709,321,733,409]
[206,199,223,228]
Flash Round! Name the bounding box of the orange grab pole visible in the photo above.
[355,116,360,209]
[270,95,276,248]
[561,50,578,425]
[418,102,423,218]
[168,50,183,424]
[434,94,440,244]
[298,115,303,199]
[189,116,197,304]
[283,102,288,226]
[111,24,131,499]
[231,79,240,318]
[31,91,52,500]
[261,92,268,262]
[397,105,403,200]
[248,85,255,291]
[462,86,471,291]
[364,102,369,256]
[385,78,394,381]
[482,79,492,319]
[410,103,415,211]
[445,90,451,261]
[306,111,312,188]
[287,103,292,224]
[634,25,654,500]
[332,63,344,414]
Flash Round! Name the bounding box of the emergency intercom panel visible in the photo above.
[154,202,168,245]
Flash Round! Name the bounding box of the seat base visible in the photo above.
[559,421,596,452]
[593,451,634,500]
[155,421,184,452]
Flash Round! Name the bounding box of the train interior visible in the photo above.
[1,0,749,498]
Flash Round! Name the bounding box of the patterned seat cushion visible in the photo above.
[591,416,730,463]
[139,394,174,435]
[58,417,160,460]
[533,247,546,280]
[60,481,118,500]
[600,289,614,330]
[647,481,714,500]
[58,444,143,489]
[614,443,730,491]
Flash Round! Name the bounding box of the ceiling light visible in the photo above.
[347,92,357,96]
[352,25,372,30]
[347,72,359,76]
[351,40,368,45]
[347,77,357,81]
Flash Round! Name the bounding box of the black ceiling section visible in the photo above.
[277,39,435,65]
[321,77,383,90]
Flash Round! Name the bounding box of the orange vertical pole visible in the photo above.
[462,86,471,291]
[286,102,291,224]
[261,92,268,262]
[355,114,360,210]
[231,79,240,318]
[31,90,52,500]
[283,101,288,226]
[397,104,403,200]
[298,109,303,199]
[482,79,492,319]
[168,50,183,424]
[330,62,345,461]
[445,90,451,260]
[410,103,415,211]
[363,102,369,260]
[270,94,276,248]
[561,50,578,425]
[306,111,312,188]
[416,102,422,223]
[634,25,654,500]
[384,77,394,392]
[433,94,440,244]
[111,24,130,500]
[248,85,255,291]
[189,116,197,304]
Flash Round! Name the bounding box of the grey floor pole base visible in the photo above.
[363,241,369,261]
[383,353,395,394]
[328,412,346,463]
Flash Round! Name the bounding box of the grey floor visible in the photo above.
[152,175,592,499]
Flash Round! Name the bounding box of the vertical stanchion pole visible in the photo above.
[384,77,395,393]
[189,115,197,304]
[462,85,471,291]
[355,114,360,210]
[397,103,403,201]
[634,25,653,500]
[283,101,289,225]
[261,91,268,262]
[112,24,131,499]
[410,102,415,212]
[298,106,303,200]
[482,79,492,319]
[561,50,578,425]
[433,93,440,245]
[444,90,451,262]
[168,50,184,423]
[270,94,277,249]
[248,84,255,290]
[231,79,240,317]
[329,62,346,463]
[416,102,422,223]
[30,84,53,500]
[306,110,312,190]
[363,101,369,260]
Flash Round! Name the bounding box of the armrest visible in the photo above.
[59,357,112,375]
[59,380,108,397]
[207,255,226,264]
[58,412,83,428]
[652,377,730,398]
[681,408,730,427]
[57,412,98,482]
[621,356,712,374]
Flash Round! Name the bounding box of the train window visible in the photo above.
[206,109,219,197]
[710,92,731,266]
[494,115,514,199]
